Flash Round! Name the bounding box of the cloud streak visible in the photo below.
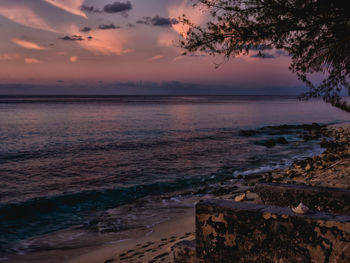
[76,29,131,55]
[24,58,41,64]
[0,53,20,61]
[0,5,57,32]
[149,55,164,61]
[43,0,87,18]
[12,39,47,50]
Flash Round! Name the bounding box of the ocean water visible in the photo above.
[1,95,350,258]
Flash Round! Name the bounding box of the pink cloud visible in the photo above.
[43,0,87,18]
[70,56,78,62]
[0,53,20,61]
[0,6,57,32]
[24,58,41,64]
[157,33,178,47]
[75,29,132,55]
[149,55,164,61]
[12,39,47,50]
[168,0,207,38]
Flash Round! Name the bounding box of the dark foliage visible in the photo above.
[180,0,350,111]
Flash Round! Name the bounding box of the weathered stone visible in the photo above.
[234,193,246,202]
[291,202,310,214]
[196,199,350,263]
[305,163,312,171]
[255,183,350,216]
[173,240,196,263]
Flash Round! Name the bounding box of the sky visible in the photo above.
[0,0,310,95]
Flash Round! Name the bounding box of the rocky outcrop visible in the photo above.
[173,240,196,263]
[173,126,350,263]
[195,199,350,263]
[255,182,350,216]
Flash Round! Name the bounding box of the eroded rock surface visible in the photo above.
[255,182,350,216]
[196,199,350,263]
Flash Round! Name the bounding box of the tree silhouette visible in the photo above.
[180,0,350,111]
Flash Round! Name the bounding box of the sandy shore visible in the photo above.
[6,123,350,263]
[68,210,195,263]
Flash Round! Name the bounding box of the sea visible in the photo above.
[1,95,350,260]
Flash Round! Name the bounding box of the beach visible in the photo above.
[6,123,349,263]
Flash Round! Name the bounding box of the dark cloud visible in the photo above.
[98,24,120,30]
[103,1,132,13]
[60,35,84,41]
[136,20,148,25]
[151,16,178,27]
[127,23,135,28]
[137,16,178,27]
[80,27,92,32]
[81,5,102,13]
[244,44,272,51]
[250,52,275,59]
[87,36,93,40]
[250,49,290,59]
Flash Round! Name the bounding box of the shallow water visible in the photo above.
[1,95,350,257]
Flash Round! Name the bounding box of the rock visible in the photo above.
[173,240,196,263]
[255,139,276,147]
[292,202,310,214]
[255,137,288,147]
[276,137,288,144]
[239,129,257,137]
[305,163,312,171]
[234,193,247,202]
[196,199,350,263]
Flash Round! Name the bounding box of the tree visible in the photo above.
[180,0,350,111]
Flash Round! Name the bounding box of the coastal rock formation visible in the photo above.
[255,183,350,216]
[274,127,350,188]
[173,125,350,263]
[173,240,196,263]
[195,199,350,263]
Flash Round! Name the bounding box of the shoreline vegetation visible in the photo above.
[6,122,350,263]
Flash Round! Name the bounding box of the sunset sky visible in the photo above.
[0,0,311,95]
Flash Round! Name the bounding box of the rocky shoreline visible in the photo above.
[108,123,350,263]
[265,125,350,189]
[102,123,350,263]
[172,124,350,263]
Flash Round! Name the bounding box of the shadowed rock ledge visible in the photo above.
[175,199,350,263]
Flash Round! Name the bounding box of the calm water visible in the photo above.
[1,95,350,257]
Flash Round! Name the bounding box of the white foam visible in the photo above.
[233,147,325,177]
